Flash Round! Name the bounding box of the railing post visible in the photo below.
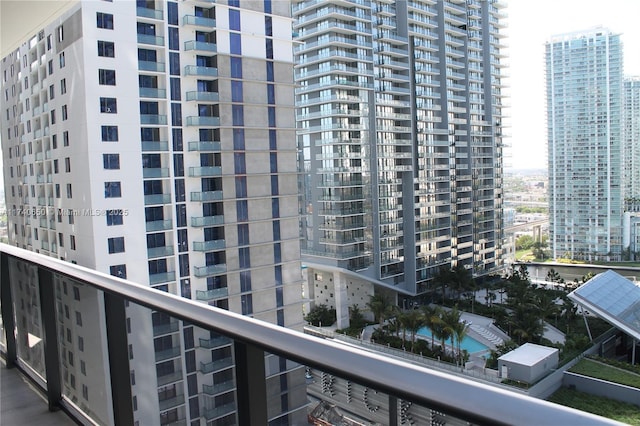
[389,396,398,426]
[234,341,267,425]
[104,292,134,426]
[38,267,62,411]
[0,252,17,367]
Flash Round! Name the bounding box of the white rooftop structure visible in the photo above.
[498,343,559,367]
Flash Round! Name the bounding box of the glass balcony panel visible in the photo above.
[187,141,220,151]
[190,191,223,202]
[146,219,173,232]
[149,271,176,285]
[140,114,168,125]
[202,380,235,396]
[137,34,165,46]
[8,257,45,377]
[198,336,232,349]
[188,166,221,177]
[183,65,218,77]
[184,40,217,52]
[199,357,233,374]
[190,215,224,227]
[192,239,225,251]
[195,287,228,300]
[141,141,169,152]
[202,403,236,421]
[144,194,172,205]
[138,60,166,72]
[182,15,216,27]
[137,7,163,20]
[158,394,185,412]
[193,264,227,277]
[186,116,220,126]
[147,246,174,259]
[185,91,219,102]
[142,167,170,179]
[155,346,181,362]
[139,87,166,99]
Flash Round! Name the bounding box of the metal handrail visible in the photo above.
[0,243,619,426]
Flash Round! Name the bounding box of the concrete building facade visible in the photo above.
[1,1,307,424]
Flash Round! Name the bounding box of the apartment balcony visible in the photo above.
[186,116,219,126]
[193,239,225,252]
[191,215,223,227]
[203,380,235,396]
[143,167,170,179]
[155,346,181,362]
[147,246,175,259]
[144,193,172,205]
[137,6,163,20]
[190,191,222,202]
[149,270,176,285]
[193,264,227,277]
[137,34,164,46]
[140,114,168,125]
[188,166,221,177]
[199,358,233,374]
[141,141,169,151]
[188,141,220,151]
[0,244,617,426]
[195,287,229,301]
[199,336,232,349]
[184,40,217,53]
[185,91,219,102]
[138,60,166,72]
[139,87,166,99]
[182,15,216,28]
[158,394,185,412]
[146,219,173,232]
[183,65,218,77]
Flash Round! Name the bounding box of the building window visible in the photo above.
[104,181,122,198]
[63,131,69,146]
[96,12,114,29]
[108,237,125,254]
[62,105,68,120]
[59,52,65,68]
[98,40,115,57]
[110,264,127,278]
[65,157,71,172]
[241,294,253,315]
[70,235,76,250]
[57,25,64,42]
[106,209,124,226]
[50,109,56,124]
[101,126,118,142]
[100,97,117,113]
[78,336,84,351]
[98,69,116,86]
[60,78,67,94]
[66,183,72,198]
[82,384,88,400]
[239,247,250,269]
[230,57,242,78]
[103,153,120,169]
[75,311,83,326]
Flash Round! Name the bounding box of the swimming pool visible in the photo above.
[416,326,489,354]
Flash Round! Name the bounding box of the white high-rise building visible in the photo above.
[1,1,307,424]
[546,28,624,261]
[294,0,507,326]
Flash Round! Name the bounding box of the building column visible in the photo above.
[333,272,350,329]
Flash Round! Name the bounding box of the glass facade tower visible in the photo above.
[295,0,506,322]
[546,28,623,261]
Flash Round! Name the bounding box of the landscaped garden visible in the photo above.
[548,388,640,425]
[570,357,640,389]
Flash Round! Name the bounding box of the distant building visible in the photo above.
[546,28,623,261]
[623,77,640,202]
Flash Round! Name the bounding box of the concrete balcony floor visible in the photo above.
[1,361,75,425]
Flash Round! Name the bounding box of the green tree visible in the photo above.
[402,309,424,353]
[366,293,392,326]
[516,235,535,251]
[421,305,442,349]
[304,304,336,327]
[442,306,467,365]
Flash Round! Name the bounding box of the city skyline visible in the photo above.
[508,0,640,170]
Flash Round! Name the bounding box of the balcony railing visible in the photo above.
[0,244,618,426]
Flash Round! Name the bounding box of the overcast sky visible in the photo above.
[506,0,640,170]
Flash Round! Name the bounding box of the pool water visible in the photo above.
[416,326,489,354]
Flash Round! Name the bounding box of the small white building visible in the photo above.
[498,343,559,384]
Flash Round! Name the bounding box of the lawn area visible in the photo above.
[570,358,640,389]
[515,249,535,261]
[548,388,640,425]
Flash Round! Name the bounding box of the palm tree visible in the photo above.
[421,305,441,349]
[442,306,467,365]
[403,310,424,353]
[366,293,391,326]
